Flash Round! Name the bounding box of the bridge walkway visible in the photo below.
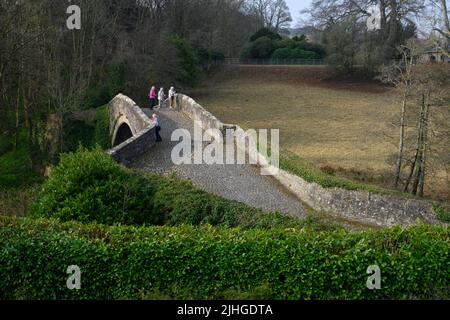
[131,107,306,218]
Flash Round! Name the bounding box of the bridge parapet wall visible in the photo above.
[176,94,231,136]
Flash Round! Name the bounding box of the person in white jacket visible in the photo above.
[158,88,165,108]
[168,86,177,109]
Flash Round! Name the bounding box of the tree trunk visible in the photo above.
[87,11,97,89]
[418,92,430,197]
[411,150,422,196]
[14,81,20,151]
[411,93,427,196]
[441,0,450,48]
[404,92,425,193]
[379,0,387,33]
[394,86,408,188]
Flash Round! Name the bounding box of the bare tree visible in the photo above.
[305,0,425,73]
[380,40,421,188]
[402,63,450,196]
[427,0,450,57]
[246,0,292,32]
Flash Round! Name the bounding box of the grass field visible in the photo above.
[188,65,450,200]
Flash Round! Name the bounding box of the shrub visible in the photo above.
[241,37,278,59]
[270,48,291,59]
[171,37,201,86]
[29,147,161,226]
[271,48,320,60]
[249,28,282,42]
[242,31,325,60]
[295,41,326,58]
[434,203,450,223]
[0,216,448,300]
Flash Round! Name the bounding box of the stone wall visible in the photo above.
[176,94,440,227]
[273,170,439,227]
[176,94,234,138]
[107,94,156,165]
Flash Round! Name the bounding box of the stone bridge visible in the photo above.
[106,93,306,218]
[105,93,441,227]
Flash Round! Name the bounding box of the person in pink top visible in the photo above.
[148,86,157,110]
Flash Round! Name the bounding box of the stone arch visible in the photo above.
[107,93,156,164]
[112,121,134,147]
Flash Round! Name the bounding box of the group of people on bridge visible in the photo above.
[148,85,177,143]
[148,86,177,110]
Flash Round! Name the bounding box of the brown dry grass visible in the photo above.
[188,65,450,200]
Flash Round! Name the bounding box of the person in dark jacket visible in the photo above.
[152,114,162,142]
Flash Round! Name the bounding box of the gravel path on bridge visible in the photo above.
[131,107,306,218]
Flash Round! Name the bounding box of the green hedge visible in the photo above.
[0,216,448,300]
[434,203,450,223]
[271,48,320,60]
[30,147,161,226]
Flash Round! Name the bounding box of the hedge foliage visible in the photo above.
[271,48,320,60]
[29,148,161,226]
[434,203,450,223]
[30,148,336,231]
[241,29,325,60]
[0,216,448,300]
[249,28,282,42]
[171,36,201,86]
